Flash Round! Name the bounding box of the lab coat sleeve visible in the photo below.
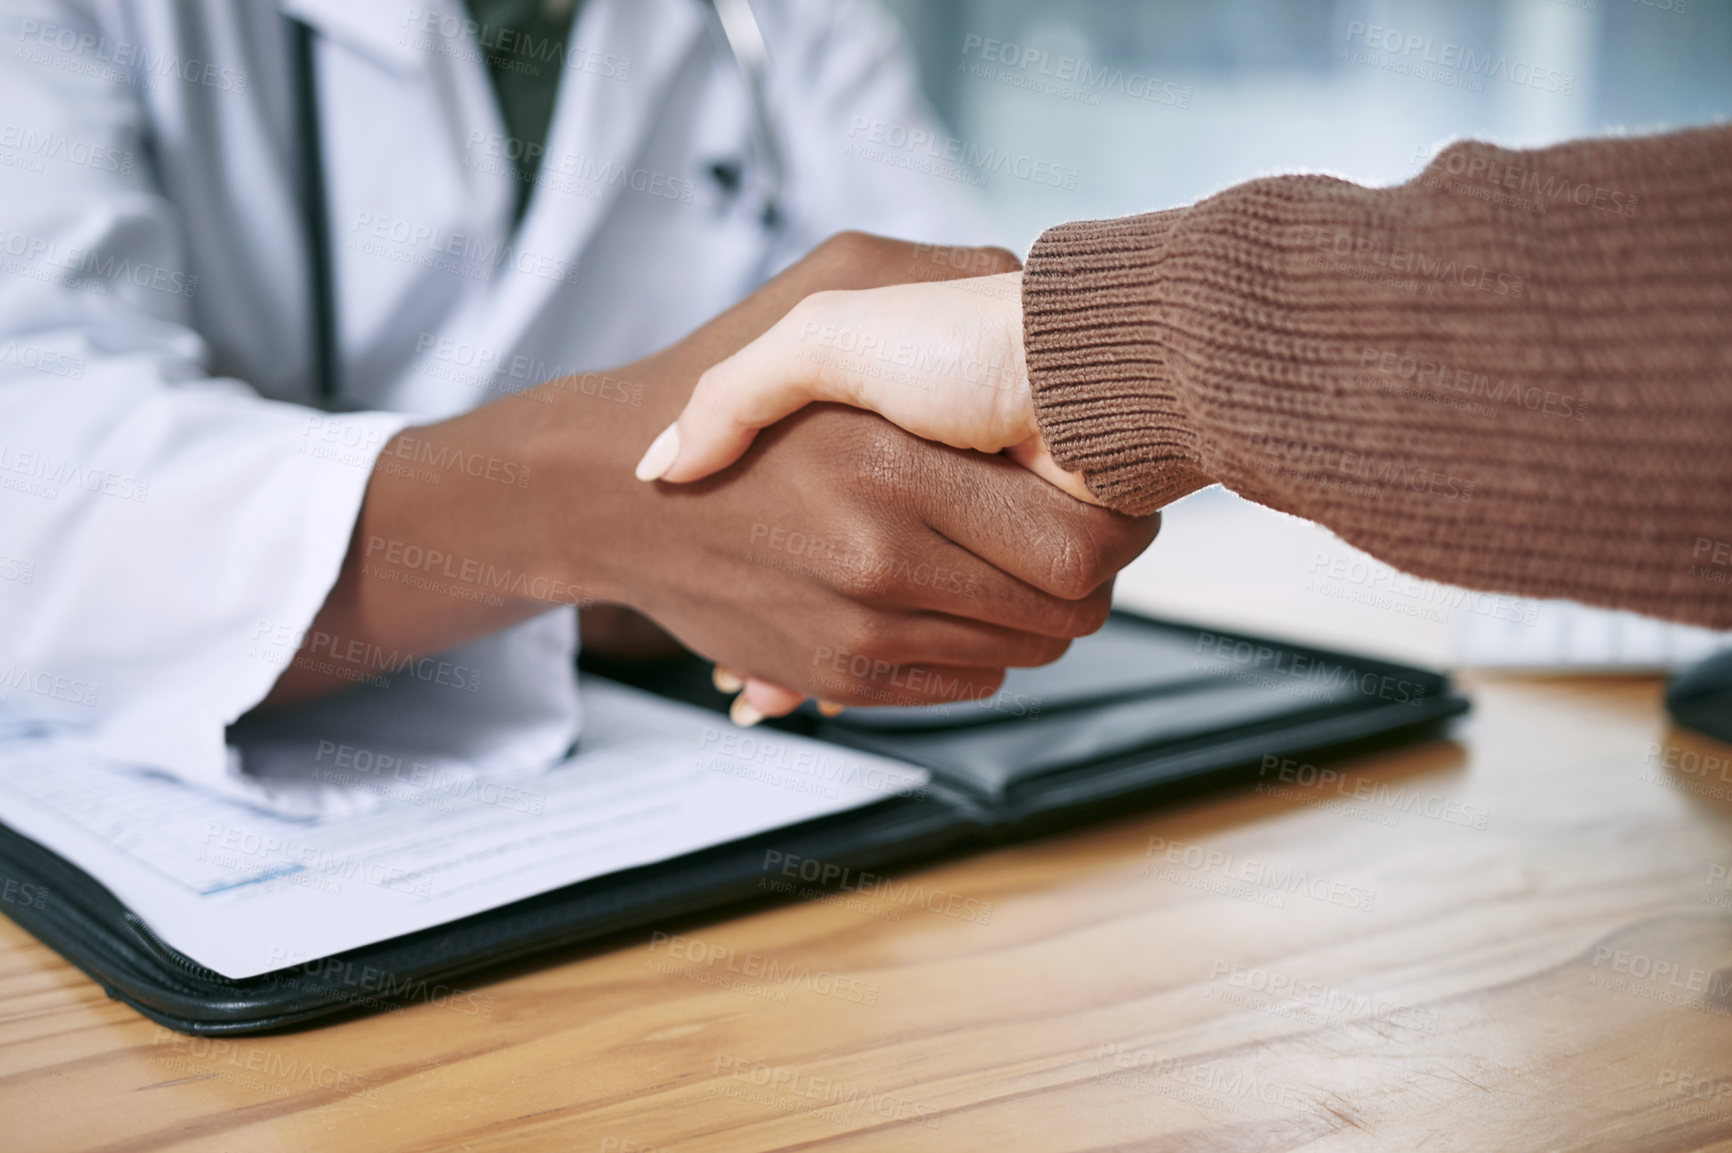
[761,0,1007,255]
[0,2,410,787]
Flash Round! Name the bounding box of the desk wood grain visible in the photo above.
[5,674,1732,1152]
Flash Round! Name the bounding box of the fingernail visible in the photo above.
[817,701,846,717]
[713,667,744,693]
[634,423,680,482]
[729,695,764,727]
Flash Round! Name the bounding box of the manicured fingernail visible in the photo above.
[817,701,846,717]
[634,423,680,482]
[729,695,764,727]
[713,667,744,693]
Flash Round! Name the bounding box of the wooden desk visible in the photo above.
[6,673,1732,1152]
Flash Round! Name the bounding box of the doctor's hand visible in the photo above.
[635,272,1096,505]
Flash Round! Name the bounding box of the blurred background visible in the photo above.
[882,0,1728,248]
[876,0,1732,672]
[872,0,1732,675]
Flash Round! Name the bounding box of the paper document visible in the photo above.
[0,680,927,979]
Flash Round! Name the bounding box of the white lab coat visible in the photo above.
[0,0,995,807]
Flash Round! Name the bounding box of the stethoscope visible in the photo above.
[700,0,785,231]
[289,0,785,406]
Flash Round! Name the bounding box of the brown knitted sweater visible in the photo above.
[1022,125,1732,629]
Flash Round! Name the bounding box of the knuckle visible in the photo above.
[851,421,923,494]
[1045,525,1107,600]
[833,557,892,603]
[821,229,875,255]
[837,608,896,662]
[833,525,901,602]
[1022,635,1073,667]
[1070,590,1114,635]
[814,231,888,284]
[799,407,924,494]
[690,363,730,409]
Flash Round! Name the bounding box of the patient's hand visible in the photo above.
[636,272,1092,502]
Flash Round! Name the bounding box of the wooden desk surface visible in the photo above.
[6,673,1732,1152]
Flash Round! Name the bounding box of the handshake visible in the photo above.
[275,128,1725,721]
[265,234,1160,722]
[615,232,1159,723]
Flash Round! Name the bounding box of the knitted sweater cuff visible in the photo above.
[1022,208,1213,516]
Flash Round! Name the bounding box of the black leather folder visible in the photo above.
[0,612,1467,1034]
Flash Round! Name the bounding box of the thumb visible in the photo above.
[1007,438,1102,506]
[634,315,844,484]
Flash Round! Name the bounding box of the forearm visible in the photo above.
[258,373,678,708]
[259,397,557,706]
[258,409,545,706]
[1024,124,1732,626]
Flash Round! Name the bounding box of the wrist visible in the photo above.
[258,409,556,707]
[353,411,560,614]
[515,354,700,608]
